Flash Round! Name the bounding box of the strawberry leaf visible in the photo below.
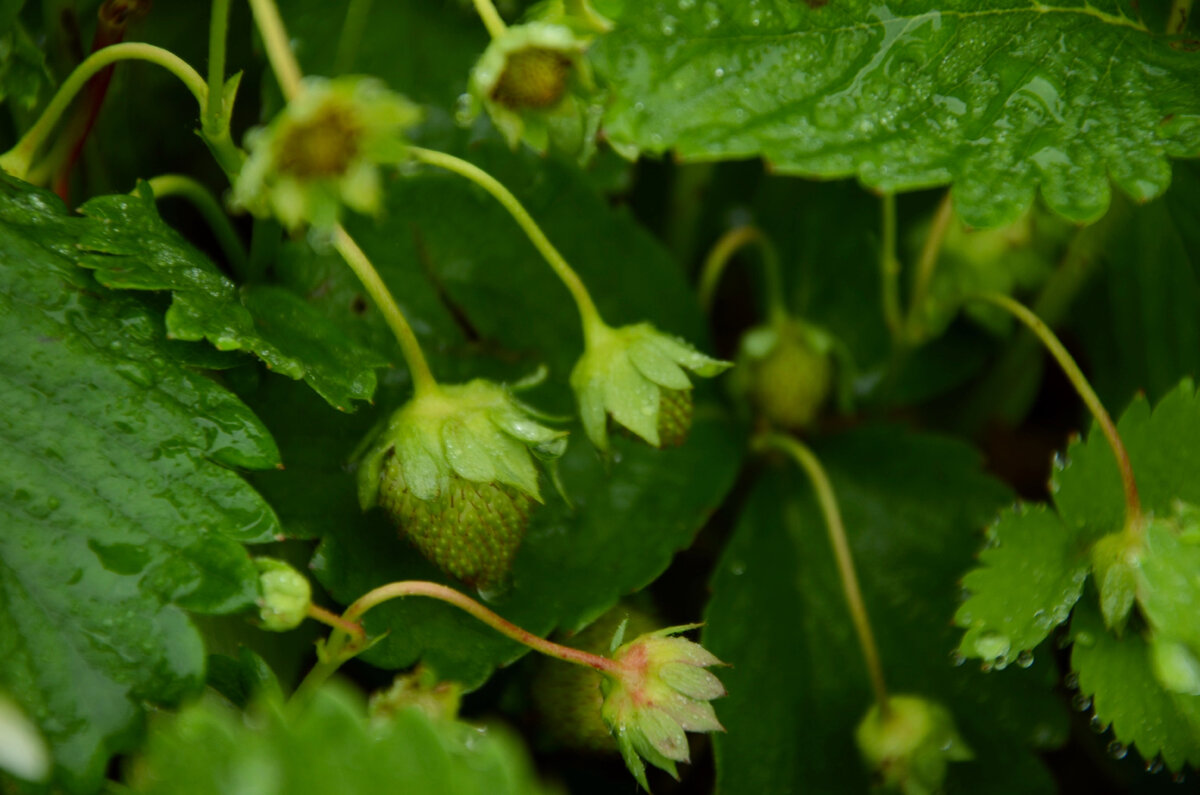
[0,176,280,791]
[705,427,1067,794]
[594,0,1200,228]
[1070,599,1200,770]
[955,504,1090,663]
[74,188,388,411]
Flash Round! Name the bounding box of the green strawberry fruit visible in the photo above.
[730,317,834,430]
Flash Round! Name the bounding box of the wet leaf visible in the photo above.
[0,176,280,791]
[594,0,1200,227]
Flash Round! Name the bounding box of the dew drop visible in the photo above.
[1064,672,1079,690]
[1146,758,1165,775]
[1089,715,1107,733]
[1017,650,1035,668]
[1172,772,1186,784]
[714,67,725,78]
[1107,740,1128,760]
[729,560,746,576]
[1071,692,1092,712]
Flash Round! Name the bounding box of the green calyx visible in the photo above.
[570,322,731,452]
[358,379,566,508]
[233,76,420,229]
[254,557,312,632]
[599,624,726,789]
[368,666,463,725]
[467,22,604,160]
[533,602,660,753]
[357,380,566,589]
[729,316,835,430]
[855,695,973,795]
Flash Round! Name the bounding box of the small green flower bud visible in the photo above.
[533,603,659,753]
[729,317,834,430]
[254,557,312,632]
[855,695,973,795]
[467,22,603,159]
[570,323,731,452]
[233,76,420,229]
[358,380,567,591]
[599,624,726,789]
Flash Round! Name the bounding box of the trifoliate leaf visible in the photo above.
[705,427,1067,794]
[593,0,1200,228]
[125,684,550,795]
[955,504,1089,663]
[1052,380,1200,545]
[73,187,388,410]
[1070,600,1200,770]
[0,175,280,791]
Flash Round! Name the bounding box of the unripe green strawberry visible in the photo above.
[855,695,972,795]
[378,465,533,590]
[729,317,833,430]
[358,380,566,592]
[571,322,730,452]
[253,557,312,632]
[532,604,659,753]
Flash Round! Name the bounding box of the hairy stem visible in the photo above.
[0,43,207,179]
[247,0,303,101]
[144,174,249,277]
[333,225,440,397]
[968,292,1142,535]
[471,0,508,38]
[903,191,954,343]
[699,225,787,325]
[408,146,607,344]
[293,580,617,703]
[334,0,374,74]
[879,193,903,341]
[755,433,891,716]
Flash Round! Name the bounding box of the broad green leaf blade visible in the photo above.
[1071,600,1200,770]
[593,1,1200,227]
[125,685,549,795]
[955,504,1090,662]
[705,427,1068,794]
[1052,380,1200,545]
[250,134,745,686]
[0,176,281,791]
[74,189,387,411]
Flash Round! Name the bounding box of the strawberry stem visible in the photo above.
[471,0,508,39]
[698,225,787,326]
[293,580,617,706]
[407,146,609,347]
[879,192,904,341]
[0,43,207,180]
[968,292,1143,537]
[143,174,249,278]
[305,603,366,642]
[755,432,892,718]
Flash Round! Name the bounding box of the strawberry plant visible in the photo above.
[2,0,1200,792]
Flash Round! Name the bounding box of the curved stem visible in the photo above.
[471,0,508,38]
[408,146,607,344]
[903,190,954,343]
[0,43,207,179]
[292,580,617,703]
[968,292,1142,535]
[879,193,903,341]
[247,0,303,101]
[332,225,439,397]
[144,174,249,278]
[334,0,374,74]
[699,225,787,325]
[756,432,891,716]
